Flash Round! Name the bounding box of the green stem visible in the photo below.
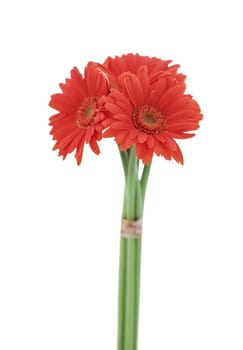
[124,238,138,350]
[117,148,152,350]
[118,238,142,350]
[125,147,137,220]
[141,162,152,201]
[117,237,127,350]
[119,149,128,179]
[134,238,142,344]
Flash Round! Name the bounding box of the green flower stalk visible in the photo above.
[118,147,151,350]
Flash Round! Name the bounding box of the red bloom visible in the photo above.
[103,53,185,88]
[103,66,202,164]
[49,63,108,165]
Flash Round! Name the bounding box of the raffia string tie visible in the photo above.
[121,218,143,239]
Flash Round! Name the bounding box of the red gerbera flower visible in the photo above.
[103,66,202,164]
[49,63,108,165]
[102,53,185,88]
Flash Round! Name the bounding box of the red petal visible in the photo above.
[49,94,75,112]
[137,132,148,143]
[136,142,148,161]
[121,73,144,106]
[147,135,155,148]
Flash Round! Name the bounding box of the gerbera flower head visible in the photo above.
[102,53,185,88]
[102,65,203,164]
[49,62,108,165]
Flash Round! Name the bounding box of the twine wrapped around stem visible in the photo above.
[121,218,143,239]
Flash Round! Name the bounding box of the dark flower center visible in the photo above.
[76,96,98,129]
[132,105,166,134]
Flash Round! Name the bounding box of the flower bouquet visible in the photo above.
[49,53,202,350]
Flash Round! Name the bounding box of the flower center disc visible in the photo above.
[132,105,166,135]
[76,96,98,129]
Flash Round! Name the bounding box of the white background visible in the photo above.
[0,0,242,349]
